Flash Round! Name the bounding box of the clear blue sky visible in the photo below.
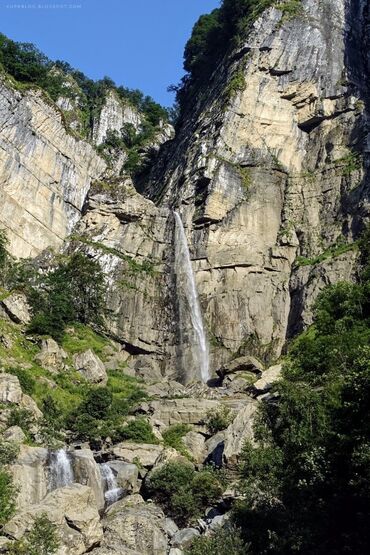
[0,0,219,107]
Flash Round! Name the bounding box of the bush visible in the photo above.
[83,388,113,419]
[206,406,233,435]
[116,418,158,444]
[185,526,249,555]
[162,424,191,457]
[148,461,223,526]
[7,367,35,395]
[7,407,35,432]
[8,513,59,555]
[0,442,19,465]
[0,469,17,526]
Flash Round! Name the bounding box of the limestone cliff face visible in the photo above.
[144,0,369,373]
[0,0,369,381]
[0,77,106,258]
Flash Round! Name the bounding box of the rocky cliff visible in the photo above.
[0,0,369,380]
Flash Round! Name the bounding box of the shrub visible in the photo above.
[116,418,159,444]
[185,526,249,555]
[7,407,35,432]
[83,388,113,419]
[0,442,19,465]
[206,406,233,435]
[162,424,191,457]
[148,461,223,526]
[7,513,59,555]
[0,469,17,526]
[7,367,35,395]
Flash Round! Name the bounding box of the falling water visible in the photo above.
[49,449,74,490]
[100,464,122,505]
[174,211,210,384]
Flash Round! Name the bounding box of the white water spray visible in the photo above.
[49,449,74,490]
[100,464,121,505]
[174,211,210,384]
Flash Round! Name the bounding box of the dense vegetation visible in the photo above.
[147,461,224,526]
[8,513,60,555]
[233,228,370,554]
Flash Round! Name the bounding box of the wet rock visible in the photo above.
[106,460,139,493]
[72,449,105,510]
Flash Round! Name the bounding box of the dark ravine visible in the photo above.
[0,1,369,554]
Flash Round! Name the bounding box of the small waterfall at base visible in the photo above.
[100,464,122,505]
[49,449,74,490]
[174,211,210,384]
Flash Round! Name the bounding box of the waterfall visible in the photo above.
[49,449,74,490]
[174,211,210,384]
[100,464,121,505]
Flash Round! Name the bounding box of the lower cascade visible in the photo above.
[174,211,210,384]
[100,463,122,505]
[49,449,74,490]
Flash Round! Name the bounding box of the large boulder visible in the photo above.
[1,293,31,324]
[35,338,67,374]
[217,355,264,380]
[91,502,167,555]
[0,373,23,404]
[171,528,200,549]
[112,442,163,469]
[223,401,258,467]
[107,460,140,493]
[137,399,222,430]
[72,449,105,510]
[250,364,282,396]
[10,445,49,510]
[4,484,103,555]
[3,425,26,443]
[182,431,206,463]
[73,349,108,385]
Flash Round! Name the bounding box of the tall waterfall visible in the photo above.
[100,463,121,505]
[174,211,210,384]
[49,449,74,490]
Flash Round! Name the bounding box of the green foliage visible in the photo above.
[6,367,36,395]
[0,442,19,465]
[336,149,362,176]
[83,388,113,419]
[185,526,249,555]
[25,252,106,341]
[8,513,59,555]
[0,468,17,527]
[148,461,223,526]
[7,407,35,433]
[162,424,191,456]
[116,418,159,444]
[206,406,233,435]
[225,70,246,100]
[0,228,10,285]
[295,240,358,267]
[234,226,370,553]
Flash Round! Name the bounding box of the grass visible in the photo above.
[225,70,245,101]
[335,150,362,176]
[163,424,192,458]
[61,323,111,358]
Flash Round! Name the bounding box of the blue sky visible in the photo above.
[0,0,220,107]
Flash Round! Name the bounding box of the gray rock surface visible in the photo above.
[73,349,108,385]
[1,293,31,324]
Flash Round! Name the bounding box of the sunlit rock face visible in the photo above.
[0,78,106,258]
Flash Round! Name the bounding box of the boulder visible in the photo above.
[4,484,103,555]
[106,493,145,515]
[112,442,163,468]
[169,550,184,555]
[3,425,26,443]
[250,364,282,395]
[144,380,186,399]
[171,528,200,549]
[35,338,67,373]
[165,517,179,539]
[10,445,49,510]
[73,349,108,385]
[128,355,163,382]
[1,293,31,324]
[205,431,226,467]
[217,355,264,379]
[137,398,222,430]
[91,502,167,555]
[0,373,23,404]
[223,402,258,467]
[20,393,43,419]
[72,449,105,510]
[107,461,139,493]
[182,431,206,463]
